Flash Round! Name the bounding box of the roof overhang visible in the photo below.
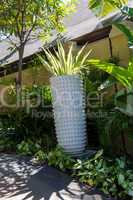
[72,26,112,45]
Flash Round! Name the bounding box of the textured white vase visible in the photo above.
[50,75,87,156]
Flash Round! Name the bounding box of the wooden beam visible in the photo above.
[72,26,112,45]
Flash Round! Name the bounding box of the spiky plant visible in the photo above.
[38,42,91,76]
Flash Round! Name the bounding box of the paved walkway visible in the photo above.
[0,154,112,200]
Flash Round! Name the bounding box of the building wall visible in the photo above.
[21,66,51,85]
[83,37,111,60]
[109,25,130,66]
[81,25,130,66]
[0,65,51,87]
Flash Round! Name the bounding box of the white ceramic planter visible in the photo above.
[50,75,87,156]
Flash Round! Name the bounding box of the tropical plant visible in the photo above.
[34,150,47,163]
[73,150,133,199]
[84,59,133,156]
[38,42,91,76]
[97,110,133,155]
[88,0,133,152]
[6,108,55,148]
[88,59,133,87]
[88,59,133,116]
[17,139,42,156]
[47,146,76,171]
[89,0,128,17]
[0,84,56,153]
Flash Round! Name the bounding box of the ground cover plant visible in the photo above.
[73,150,133,200]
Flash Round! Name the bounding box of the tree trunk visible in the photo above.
[16,45,24,107]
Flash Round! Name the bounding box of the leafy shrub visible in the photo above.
[34,150,47,163]
[17,140,41,156]
[47,146,76,171]
[0,85,56,153]
[97,110,133,156]
[17,144,75,171]
[8,108,56,149]
[22,84,52,106]
[73,150,133,200]
[0,125,17,152]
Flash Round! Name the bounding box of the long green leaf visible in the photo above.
[114,23,133,46]
[88,59,133,87]
[38,42,91,76]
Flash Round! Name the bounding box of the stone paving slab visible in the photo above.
[0,154,112,200]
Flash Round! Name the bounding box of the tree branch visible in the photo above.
[23,19,37,45]
[0,48,17,65]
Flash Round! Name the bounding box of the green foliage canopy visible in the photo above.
[0,0,76,97]
[89,0,128,16]
[0,0,75,40]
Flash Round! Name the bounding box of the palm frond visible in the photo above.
[87,59,133,87]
